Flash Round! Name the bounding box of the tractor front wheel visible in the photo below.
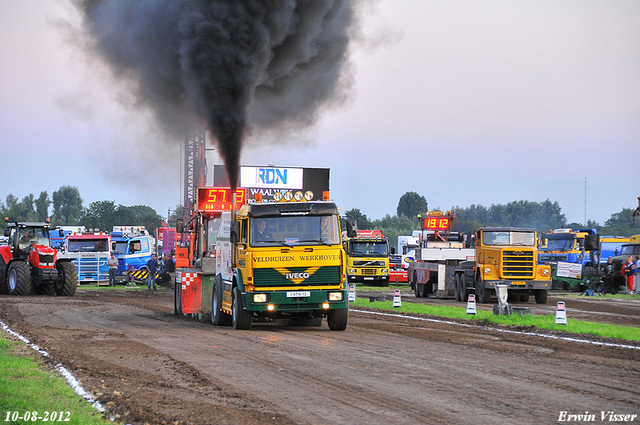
[55,262,77,297]
[8,262,31,296]
[0,258,7,295]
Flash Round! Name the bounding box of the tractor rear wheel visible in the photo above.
[8,262,31,295]
[55,262,77,296]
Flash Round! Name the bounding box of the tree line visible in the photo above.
[3,187,637,248]
[0,186,165,234]
[343,191,640,250]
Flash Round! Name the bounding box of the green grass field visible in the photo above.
[352,286,640,342]
[0,337,108,424]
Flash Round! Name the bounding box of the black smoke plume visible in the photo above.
[74,0,361,190]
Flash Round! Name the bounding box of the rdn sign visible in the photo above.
[240,166,303,189]
[258,168,287,185]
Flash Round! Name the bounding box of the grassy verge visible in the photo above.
[0,336,108,424]
[352,297,640,342]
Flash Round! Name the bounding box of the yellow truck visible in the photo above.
[210,190,349,330]
[457,227,552,303]
[409,223,552,304]
[343,228,390,287]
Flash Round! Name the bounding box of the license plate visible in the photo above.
[364,277,374,280]
[286,291,310,298]
[511,281,526,285]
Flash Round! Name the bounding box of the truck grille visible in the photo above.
[502,250,534,278]
[253,266,341,287]
[362,268,377,276]
[353,260,385,267]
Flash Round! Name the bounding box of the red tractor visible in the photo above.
[0,219,77,296]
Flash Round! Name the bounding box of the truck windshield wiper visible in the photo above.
[299,239,331,246]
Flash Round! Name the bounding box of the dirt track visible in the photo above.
[1,287,639,425]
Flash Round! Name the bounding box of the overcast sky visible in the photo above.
[1,1,638,226]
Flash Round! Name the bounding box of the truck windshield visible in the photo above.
[483,231,535,246]
[620,245,640,255]
[112,241,128,254]
[348,241,388,257]
[251,215,340,246]
[547,239,574,252]
[67,239,109,252]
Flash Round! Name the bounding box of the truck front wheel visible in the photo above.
[55,262,77,296]
[232,287,253,330]
[327,308,348,331]
[534,289,548,304]
[211,277,231,326]
[475,281,492,303]
[8,262,31,295]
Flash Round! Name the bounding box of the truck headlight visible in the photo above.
[253,294,267,303]
[328,292,343,301]
[382,269,388,274]
[484,267,491,274]
[349,269,356,274]
[542,269,550,276]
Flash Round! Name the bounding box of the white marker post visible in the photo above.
[555,301,567,325]
[348,283,356,302]
[466,294,477,315]
[393,289,402,308]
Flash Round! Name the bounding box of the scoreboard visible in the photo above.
[196,188,246,212]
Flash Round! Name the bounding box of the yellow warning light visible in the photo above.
[322,191,330,201]
[255,193,262,202]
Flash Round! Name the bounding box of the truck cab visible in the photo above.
[110,229,155,281]
[59,232,111,284]
[538,228,599,291]
[459,227,551,304]
[343,230,389,286]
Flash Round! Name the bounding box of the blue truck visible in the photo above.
[110,226,156,283]
[538,229,600,291]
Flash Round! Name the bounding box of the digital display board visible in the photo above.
[196,188,246,212]
[422,216,451,231]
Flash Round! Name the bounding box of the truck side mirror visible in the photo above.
[59,229,64,237]
[346,219,358,238]
[585,234,600,251]
[390,246,396,254]
[230,220,241,244]
[3,228,9,237]
[176,219,184,234]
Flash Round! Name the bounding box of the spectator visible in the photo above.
[107,252,119,287]
[622,256,636,295]
[602,257,615,294]
[158,253,175,287]
[147,254,158,290]
[635,255,640,295]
